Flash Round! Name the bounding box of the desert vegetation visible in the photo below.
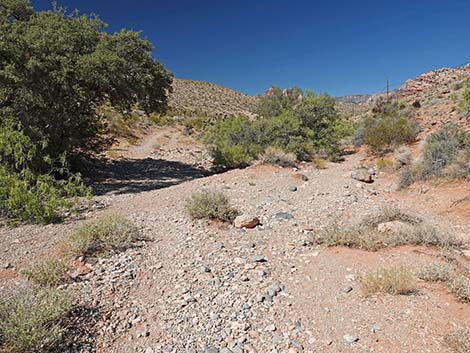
[185,190,239,223]
[359,267,417,296]
[0,0,172,223]
[203,89,353,169]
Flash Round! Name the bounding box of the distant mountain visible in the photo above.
[169,78,259,117]
[336,94,372,105]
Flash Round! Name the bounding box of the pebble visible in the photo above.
[343,334,359,343]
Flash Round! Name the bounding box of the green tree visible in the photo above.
[0,1,172,169]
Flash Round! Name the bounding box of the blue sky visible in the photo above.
[33,0,470,96]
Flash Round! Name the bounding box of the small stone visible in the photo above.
[204,346,219,353]
[351,168,374,183]
[274,212,294,221]
[372,324,381,333]
[234,215,260,229]
[145,348,154,353]
[200,265,211,273]
[289,186,298,192]
[265,324,276,332]
[293,174,309,181]
[2,262,12,269]
[253,255,267,263]
[343,334,359,343]
[342,286,353,294]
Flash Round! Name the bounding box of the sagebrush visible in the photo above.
[185,190,239,222]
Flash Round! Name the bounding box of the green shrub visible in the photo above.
[0,118,90,223]
[458,81,470,114]
[148,113,174,126]
[0,1,172,170]
[21,260,68,287]
[417,124,469,179]
[68,215,140,256]
[203,91,346,170]
[184,115,214,135]
[185,190,239,222]
[0,286,72,353]
[361,106,419,153]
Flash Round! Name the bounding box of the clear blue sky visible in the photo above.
[33,0,470,96]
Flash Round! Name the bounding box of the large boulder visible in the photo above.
[234,215,260,229]
[351,168,374,183]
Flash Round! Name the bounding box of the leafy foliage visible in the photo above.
[204,89,350,169]
[0,1,172,167]
[358,101,419,153]
[0,118,90,223]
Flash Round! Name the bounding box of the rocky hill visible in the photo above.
[169,78,259,117]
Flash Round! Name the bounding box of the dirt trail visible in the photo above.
[1,128,469,353]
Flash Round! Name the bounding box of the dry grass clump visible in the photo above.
[259,146,297,168]
[68,215,140,257]
[185,190,239,223]
[359,267,417,296]
[316,207,461,251]
[21,260,68,287]
[445,327,470,353]
[418,262,453,283]
[449,275,470,303]
[0,286,72,353]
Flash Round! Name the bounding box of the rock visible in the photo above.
[265,324,276,332]
[274,212,294,221]
[2,262,12,269]
[293,174,309,181]
[204,346,219,353]
[253,255,267,263]
[342,286,353,294]
[343,334,359,343]
[145,348,154,353]
[351,168,374,183]
[377,220,413,235]
[234,215,260,229]
[289,186,298,192]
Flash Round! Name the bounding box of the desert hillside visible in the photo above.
[169,78,259,117]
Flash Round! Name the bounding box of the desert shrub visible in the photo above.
[148,113,174,126]
[359,267,417,296]
[376,158,394,170]
[185,190,239,223]
[255,86,301,117]
[398,169,415,189]
[0,119,90,223]
[418,262,453,282]
[458,81,470,114]
[417,124,469,179]
[184,115,214,134]
[449,275,470,302]
[315,207,461,251]
[0,286,72,353]
[21,260,68,287]
[259,146,296,167]
[394,146,412,169]
[68,215,140,256]
[0,1,172,171]
[445,328,470,353]
[361,109,419,153]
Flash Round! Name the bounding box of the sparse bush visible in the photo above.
[458,81,470,114]
[445,328,470,353]
[449,275,470,302]
[359,267,417,296]
[398,169,415,189]
[148,113,174,126]
[418,262,453,282]
[68,215,140,256]
[315,207,461,251]
[183,115,214,134]
[185,190,239,223]
[394,146,412,169]
[361,109,419,153]
[416,124,469,180]
[0,286,72,353]
[259,146,296,167]
[21,260,68,287]
[376,158,394,170]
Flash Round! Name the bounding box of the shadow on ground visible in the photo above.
[89,157,212,195]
